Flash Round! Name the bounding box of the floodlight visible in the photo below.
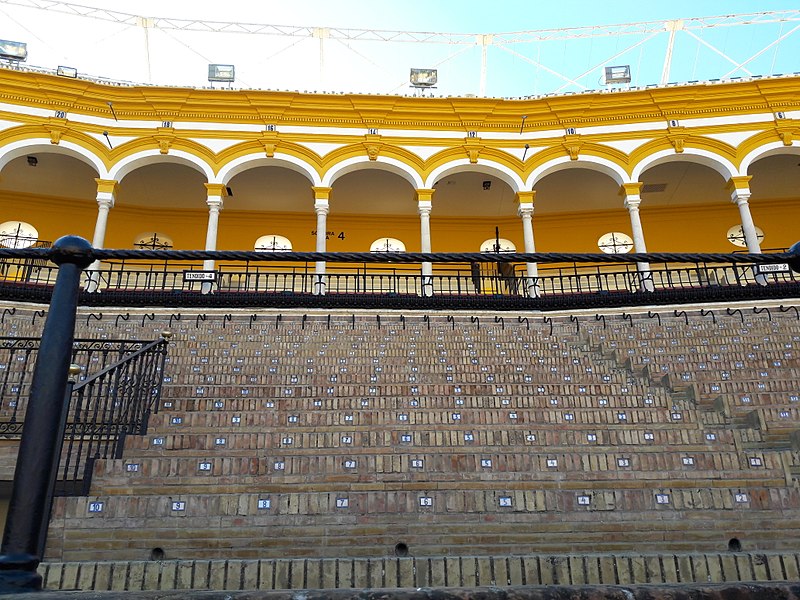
[410,68,437,88]
[57,66,77,78]
[604,65,631,84]
[0,39,27,62]
[208,64,235,83]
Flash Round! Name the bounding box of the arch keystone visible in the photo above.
[463,138,482,164]
[562,134,582,161]
[363,133,383,161]
[259,130,279,157]
[776,125,796,147]
[668,133,687,153]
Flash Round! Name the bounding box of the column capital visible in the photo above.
[95,178,118,196]
[96,197,114,210]
[515,190,536,205]
[415,188,436,202]
[94,178,118,207]
[418,200,432,215]
[204,183,226,210]
[726,175,752,202]
[312,186,333,201]
[619,182,643,198]
[204,183,228,198]
[624,197,641,211]
[517,203,534,218]
[314,199,329,215]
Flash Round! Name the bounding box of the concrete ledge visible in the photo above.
[2,582,800,599]
[36,552,800,592]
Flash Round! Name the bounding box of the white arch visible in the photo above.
[526,155,628,188]
[739,140,800,174]
[632,148,737,181]
[108,149,215,182]
[0,139,107,178]
[323,156,424,189]
[216,153,321,186]
[424,158,523,192]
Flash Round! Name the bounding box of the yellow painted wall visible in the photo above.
[2,191,799,255]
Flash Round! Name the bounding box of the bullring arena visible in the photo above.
[0,5,800,598]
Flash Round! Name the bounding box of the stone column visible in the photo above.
[516,191,539,297]
[85,179,118,292]
[202,184,227,293]
[416,189,435,296]
[620,183,654,292]
[312,187,332,295]
[727,175,765,286]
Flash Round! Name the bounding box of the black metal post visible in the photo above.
[0,236,93,592]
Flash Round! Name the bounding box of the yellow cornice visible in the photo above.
[2,67,799,133]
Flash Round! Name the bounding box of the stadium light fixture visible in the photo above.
[208,64,235,83]
[56,66,77,78]
[0,39,27,62]
[604,65,632,84]
[410,68,437,89]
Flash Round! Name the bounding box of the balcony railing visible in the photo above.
[0,247,797,309]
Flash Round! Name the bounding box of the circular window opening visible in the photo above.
[394,542,409,557]
[597,232,633,254]
[370,237,406,252]
[134,232,173,250]
[0,221,39,249]
[255,234,292,252]
[149,547,166,561]
[727,538,742,552]
[480,238,516,253]
[726,225,764,248]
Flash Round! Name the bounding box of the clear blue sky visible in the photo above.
[2,0,798,96]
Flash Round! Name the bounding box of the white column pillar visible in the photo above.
[416,189,435,296]
[516,191,539,297]
[312,187,332,295]
[85,178,118,292]
[620,183,654,292]
[202,183,226,293]
[727,175,766,286]
[726,176,761,253]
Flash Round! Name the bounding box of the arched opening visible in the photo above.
[533,167,626,252]
[255,235,293,252]
[114,163,208,250]
[226,166,314,251]
[431,172,520,252]
[479,238,516,253]
[0,221,40,248]
[134,232,174,250]
[597,232,633,254]
[370,237,406,252]
[638,161,734,251]
[747,153,800,251]
[149,547,166,561]
[328,168,416,250]
[0,151,99,243]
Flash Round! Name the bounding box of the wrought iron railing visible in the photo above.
[0,337,168,495]
[0,247,798,309]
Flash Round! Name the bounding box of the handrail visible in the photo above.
[71,337,165,392]
[0,335,169,495]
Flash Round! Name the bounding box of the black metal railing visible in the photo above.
[0,338,153,431]
[0,337,168,495]
[0,246,798,309]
